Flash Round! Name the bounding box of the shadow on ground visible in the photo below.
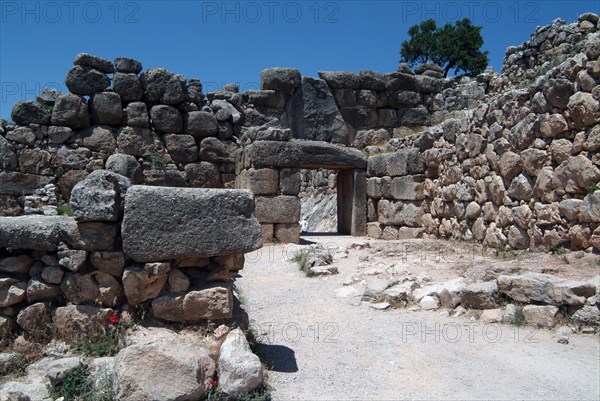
[255,343,299,373]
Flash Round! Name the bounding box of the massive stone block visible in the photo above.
[367,148,424,177]
[70,170,131,222]
[254,196,301,224]
[122,186,262,262]
[297,141,367,169]
[0,216,79,251]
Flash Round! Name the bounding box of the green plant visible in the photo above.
[291,249,310,272]
[0,353,27,377]
[48,365,92,401]
[586,183,599,194]
[550,245,566,256]
[204,385,272,401]
[57,203,74,216]
[511,305,526,327]
[144,154,166,167]
[74,319,132,357]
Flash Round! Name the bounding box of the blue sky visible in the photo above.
[1,0,599,120]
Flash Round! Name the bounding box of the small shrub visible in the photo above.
[74,318,131,357]
[204,385,272,401]
[511,305,526,327]
[0,353,27,377]
[550,245,566,256]
[144,154,166,167]
[291,249,310,272]
[57,203,74,216]
[48,365,92,401]
[587,183,599,194]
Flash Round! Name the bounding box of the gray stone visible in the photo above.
[246,90,286,108]
[150,105,183,133]
[58,249,87,271]
[367,148,424,177]
[238,168,279,195]
[113,72,144,102]
[114,335,215,401]
[317,71,360,89]
[580,192,600,222]
[0,281,27,307]
[543,79,574,109]
[90,251,125,277]
[151,283,233,322]
[36,87,63,106]
[390,176,425,200]
[74,53,114,73]
[73,125,117,153]
[507,174,534,201]
[260,68,301,94]
[114,57,142,73]
[47,125,74,144]
[140,68,186,105]
[70,170,131,222]
[16,302,50,340]
[6,127,35,145]
[568,92,600,128]
[359,70,386,91]
[297,141,367,169]
[200,137,237,163]
[461,281,498,309]
[377,200,423,227]
[11,100,51,125]
[52,305,113,343]
[523,305,559,328]
[497,273,596,305]
[218,328,263,397]
[185,162,223,188]
[105,154,143,184]
[0,255,32,274]
[553,155,600,193]
[0,172,53,196]
[122,186,262,261]
[65,65,110,95]
[184,111,218,138]
[255,196,301,224]
[41,265,64,284]
[0,215,82,251]
[51,94,90,130]
[280,168,301,195]
[283,76,351,144]
[124,101,150,127]
[122,265,169,304]
[117,126,164,156]
[164,134,198,163]
[243,141,301,168]
[0,135,18,171]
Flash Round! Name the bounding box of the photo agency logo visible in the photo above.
[1,82,65,104]
[1,1,140,24]
[200,1,340,23]
[202,81,261,93]
[399,321,540,344]
[399,1,540,24]
[250,320,341,345]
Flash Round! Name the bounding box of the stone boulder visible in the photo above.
[11,100,51,125]
[116,126,165,156]
[74,53,114,73]
[51,94,90,130]
[70,170,131,222]
[105,154,143,184]
[114,334,215,401]
[260,68,301,94]
[90,92,123,126]
[522,305,559,328]
[114,57,143,73]
[184,111,219,138]
[461,281,498,309]
[497,273,596,305]
[122,187,262,262]
[53,305,113,343]
[282,76,352,144]
[568,92,600,128]
[65,65,110,95]
[151,282,233,322]
[150,105,183,133]
[122,263,170,304]
[218,328,263,397]
[0,216,81,251]
[113,72,144,102]
[140,68,186,105]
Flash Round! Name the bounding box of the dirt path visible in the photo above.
[236,235,600,400]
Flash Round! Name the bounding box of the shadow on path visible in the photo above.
[255,343,299,373]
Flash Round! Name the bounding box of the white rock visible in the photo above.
[419,295,439,310]
[218,328,263,398]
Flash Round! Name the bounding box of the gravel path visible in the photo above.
[236,235,600,401]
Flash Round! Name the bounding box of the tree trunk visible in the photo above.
[443,63,454,77]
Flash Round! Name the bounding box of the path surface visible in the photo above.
[236,235,600,401]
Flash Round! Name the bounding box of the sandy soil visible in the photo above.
[236,235,600,401]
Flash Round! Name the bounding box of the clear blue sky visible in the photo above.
[1,0,599,120]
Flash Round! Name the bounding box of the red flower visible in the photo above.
[109,314,120,324]
[210,379,218,387]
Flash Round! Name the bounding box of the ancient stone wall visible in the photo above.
[366,15,600,253]
[0,170,261,336]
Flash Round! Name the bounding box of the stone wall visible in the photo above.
[0,170,262,337]
[366,14,600,253]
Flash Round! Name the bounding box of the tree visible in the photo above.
[400,18,489,77]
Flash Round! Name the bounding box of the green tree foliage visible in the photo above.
[400,18,489,77]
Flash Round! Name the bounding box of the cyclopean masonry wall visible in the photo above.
[0,170,262,338]
[1,13,600,253]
